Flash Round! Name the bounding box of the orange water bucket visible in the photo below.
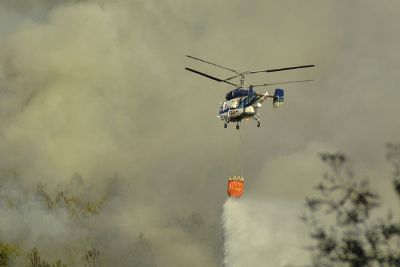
[227,176,244,198]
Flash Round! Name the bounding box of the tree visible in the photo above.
[301,147,400,267]
[0,242,18,266]
[27,247,52,267]
[27,248,66,267]
[52,259,67,267]
[387,143,400,198]
[129,233,157,267]
[82,248,100,267]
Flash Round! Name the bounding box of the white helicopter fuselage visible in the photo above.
[217,92,268,123]
[216,88,284,129]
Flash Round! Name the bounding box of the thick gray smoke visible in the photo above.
[0,0,399,266]
[222,197,308,267]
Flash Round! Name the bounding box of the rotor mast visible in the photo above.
[239,74,246,89]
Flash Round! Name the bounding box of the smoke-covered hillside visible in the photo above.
[0,1,400,266]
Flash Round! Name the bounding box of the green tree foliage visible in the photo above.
[27,248,66,267]
[0,242,18,266]
[52,259,67,267]
[35,174,106,217]
[301,148,400,267]
[1,173,105,217]
[82,248,100,267]
[27,248,43,267]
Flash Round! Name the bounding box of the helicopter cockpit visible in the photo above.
[225,88,249,101]
[225,88,254,101]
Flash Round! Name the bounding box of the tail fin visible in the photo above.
[273,88,284,108]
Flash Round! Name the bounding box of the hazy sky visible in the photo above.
[0,1,399,266]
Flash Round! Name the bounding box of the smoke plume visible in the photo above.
[0,0,400,266]
[222,197,309,267]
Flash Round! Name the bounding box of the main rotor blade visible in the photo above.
[223,74,241,81]
[185,67,239,87]
[224,64,315,81]
[250,64,315,74]
[252,79,314,87]
[186,55,239,74]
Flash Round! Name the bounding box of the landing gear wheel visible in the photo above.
[236,124,240,130]
[257,121,260,128]
[224,123,227,128]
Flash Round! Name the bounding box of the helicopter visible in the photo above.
[185,55,315,129]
